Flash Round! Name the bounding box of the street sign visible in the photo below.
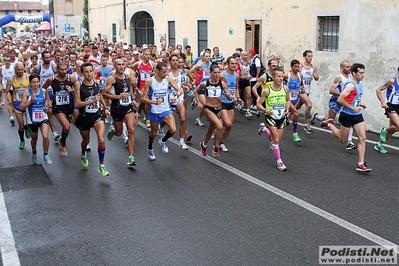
[65,24,70,32]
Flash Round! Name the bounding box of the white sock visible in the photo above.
[348,127,353,142]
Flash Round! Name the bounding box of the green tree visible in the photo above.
[82,0,89,37]
[23,25,32,32]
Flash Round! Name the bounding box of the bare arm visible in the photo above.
[313,65,319,81]
[329,74,342,96]
[337,83,362,112]
[256,87,269,114]
[376,78,394,109]
[251,74,266,98]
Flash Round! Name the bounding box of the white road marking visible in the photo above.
[142,123,399,251]
[0,184,21,266]
[168,136,398,252]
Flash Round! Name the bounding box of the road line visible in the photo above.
[140,123,398,251]
[168,137,399,252]
[0,184,21,266]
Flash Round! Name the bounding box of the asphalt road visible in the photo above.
[0,104,398,266]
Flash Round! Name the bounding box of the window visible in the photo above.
[112,23,117,43]
[19,10,23,13]
[317,16,340,52]
[197,20,208,56]
[28,10,32,14]
[168,21,175,48]
[245,20,262,56]
[37,10,41,13]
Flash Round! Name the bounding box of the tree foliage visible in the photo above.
[23,25,32,32]
[82,0,89,37]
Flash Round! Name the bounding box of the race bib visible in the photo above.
[16,90,24,101]
[272,105,285,119]
[227,86,236,95]
[181,75,188,84]
[140,72,151,81]
[304,79,311,86]
[56,91,70,105]
[119,92,132,106]
[32,107,46,122]
[290,90,299,101]
[391,93,399,104]
[85,96,99,113]
[207,86,221,98]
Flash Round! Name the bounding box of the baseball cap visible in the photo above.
[133,51,139,55]
[142,44,148,49]
[249,49,256,55]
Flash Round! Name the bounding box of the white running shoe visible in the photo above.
[277,162,287,171]
[158,138,169,154]
[180,142,188,150]
[195,117,204,127]
[218,144,228,152]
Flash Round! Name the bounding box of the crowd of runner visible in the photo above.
[1,35,398,174]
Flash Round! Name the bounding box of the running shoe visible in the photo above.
[374,143,388,154]
[304,124,313,134]
[346,142,357,151]
[123,137,128,145]
[148,149,156,161]
[256,110,261,117]
[98,164,110,176]
[136,114,141,124]
[146,120,151,128]
[320,118,334,129]
[218,143,228,152]
[195,117,204,127]
[127,156,136,166]
[190,99,197,110]
[212,146,220,156]
[277,162,287,171]
[86,144,91,152]
[43,155,52,165]
[10,116,15,126]
[250,105,258,111]
[59,144,68,157]
[24,126,31,139]
[19,141,25,150]
[107,125,115,141]
[258,122,265,135]
[285,115,290,126]
[246,110,253,117]
[310,112,318,125]
[379,127,387,143]
[52,131,60,141]
[185,133,193,142]
[236,104,243,111]
[269,141,272,150]
[158,138,169,154]
[200,142,207,156]
[356,163,372,173]
[32,153,37,165]
[293,133,302,142]
[180,142,188,150]
[81,155,89,168]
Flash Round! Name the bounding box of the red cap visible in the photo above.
[249,49,256,55]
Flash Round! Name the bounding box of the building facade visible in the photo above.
[0,1,49,35]
[88,0,399,132]
[49,0,84,37]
